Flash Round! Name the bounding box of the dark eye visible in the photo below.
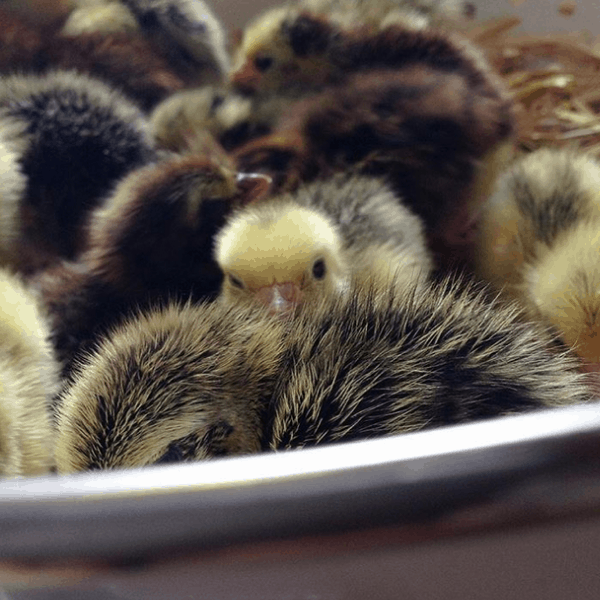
[254,56,274,72]
[312,258,326,280]
[228,273,245,289]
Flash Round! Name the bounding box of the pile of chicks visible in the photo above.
[0,0,597,477]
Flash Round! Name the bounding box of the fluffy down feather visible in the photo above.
[54,300,284,472]
[265,276,590,449]
[0,70,157,272]
[215,175,432,312]
[0,267,58,477]
[0,118,28,268]
[476,148,600,370]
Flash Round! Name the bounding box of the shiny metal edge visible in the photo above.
[1,401,600,560]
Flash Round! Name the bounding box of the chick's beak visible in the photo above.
[232,62,261,94]
[236,172,273,205]
[255,282,303,314]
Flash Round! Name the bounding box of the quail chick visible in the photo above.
[476,148,600,372]
[0,267,58,477]
[234,59,514,265]
[265,275,590,450]
[54,272,591,470]
[54,299,284,472]
[119,0,230,85]
[0,70,157,272]
[231,2,477,97]
[0,3,187,110]
[34,155,264,376]
[215,175,432,313]
[18,0,230,85]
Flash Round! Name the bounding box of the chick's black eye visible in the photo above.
[312,259,326,280]
[254,56,274,72]
[228,273,245,289]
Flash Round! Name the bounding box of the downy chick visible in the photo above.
[0,267,58,477]
[215,175,432,313]
[265,275,591,450]
[115,0,230,85]
[54,299,284,472]
[35,155,267,376]
[52,0,230,86]
[0,70,157,272]
[476,148,600,372]
[53,272,590,470]
[234,60,514,265]
[231,2,475,97]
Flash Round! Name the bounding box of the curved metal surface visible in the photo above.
[0,401,599,564]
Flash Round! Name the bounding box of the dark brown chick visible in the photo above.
[0,3,186,110]
[234,58,514,267]
[34,155,264,377]
[231,0,476,98]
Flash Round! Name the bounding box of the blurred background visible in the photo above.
[214,0,595,35]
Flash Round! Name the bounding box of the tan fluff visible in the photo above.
[54,300,285,473]
[62,0,230,80]
[61,2,139,36]
[54,275,590,470]
[215,175,432,311]
[0,119,28,269]
[476,148,600,368]
[149,86,291,153]
[0,268,58,477]
[266,276,591,449]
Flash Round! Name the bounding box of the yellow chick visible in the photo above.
[216,201,347,312]
[61,1,139,36]
[215,175,432,313]
[476,148,600,370]
[0,268,58,478]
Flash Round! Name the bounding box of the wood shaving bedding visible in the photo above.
[466,14,600,157]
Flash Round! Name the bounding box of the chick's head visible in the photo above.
[215,202,348,313]
[232,8,334,96]
[525,221,600,367]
